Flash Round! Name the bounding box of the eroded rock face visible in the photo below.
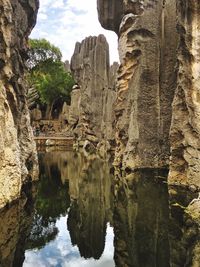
[70,35,119,149]
[169,1,200,187]
[0,0,39,209]
[98,0,178,170]
[101,62,118,146]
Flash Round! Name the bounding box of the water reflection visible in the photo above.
[67,155,113,260]
[0,185,36,267]
[0,151,200,267]
[24,151,115,267]
[168,185,200,267]
[114,169,170,267]
[26,153,70,251]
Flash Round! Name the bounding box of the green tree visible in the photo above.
[27,38,62,69]
[27,39,75,118]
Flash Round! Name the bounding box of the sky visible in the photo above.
[31,0,119,63]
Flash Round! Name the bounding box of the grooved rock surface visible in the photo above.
[70,35,118,144]
[98,0,178,170]
[169,1,200,187]
[101,62,118,142]
[0,0,39,209]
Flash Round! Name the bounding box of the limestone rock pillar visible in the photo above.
[0,0,39,208]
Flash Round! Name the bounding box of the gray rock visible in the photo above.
[70,35,117,144]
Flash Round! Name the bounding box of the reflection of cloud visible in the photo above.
[31,0,119,63]
[23,217,114,267]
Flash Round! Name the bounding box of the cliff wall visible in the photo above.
[98,0,200,188]
[169,1,200,187]
[98,0,178,170]
[0,0,39,209]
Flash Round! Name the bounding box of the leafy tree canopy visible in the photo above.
[27,38,62,69]
[27,38,75,109]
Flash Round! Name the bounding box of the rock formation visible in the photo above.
[70,35,118,148]
[101,62,119,144]
[98,0,178,170]
[97,0,200,188]
[169,1,200,187]
[0,0,39,209]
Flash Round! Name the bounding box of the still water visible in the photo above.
[0,150,199,267]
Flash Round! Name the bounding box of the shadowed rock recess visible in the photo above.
[97,0,200,188]
[0,0,39,209]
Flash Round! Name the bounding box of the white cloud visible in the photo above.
[31,0,119,63]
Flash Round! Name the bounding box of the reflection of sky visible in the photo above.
[23,216,115,267]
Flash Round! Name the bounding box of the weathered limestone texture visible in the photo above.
[169,1,200,187]
[70,35,111,144]
[101,62,118,143]
[0,0,39,209]
[98,0,178,170]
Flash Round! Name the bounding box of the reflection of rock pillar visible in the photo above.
[67,158,113,259]
[113,170,170,267]
[0,199,35,267]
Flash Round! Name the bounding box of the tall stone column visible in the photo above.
[0,0,39,209]
[70,35,110,142]
[169,1,200,187]
[98,0,178,170]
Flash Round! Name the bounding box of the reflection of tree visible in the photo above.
[26,214,58,250]
[26,157,70,250]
